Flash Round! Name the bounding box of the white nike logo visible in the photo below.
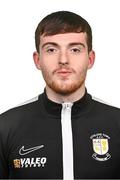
[19,145,44,155]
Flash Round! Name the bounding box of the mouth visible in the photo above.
[55,69,72,78]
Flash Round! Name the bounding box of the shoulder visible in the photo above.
[0,95,40,125]
[0,94,46,142]
[92,96,120,115]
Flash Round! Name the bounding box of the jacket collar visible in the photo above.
[39,88,93,118]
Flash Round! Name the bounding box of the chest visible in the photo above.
[7,116,120,178]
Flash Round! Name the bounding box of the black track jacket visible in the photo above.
[0,89,120,179]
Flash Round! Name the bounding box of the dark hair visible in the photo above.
[35,11,92,52]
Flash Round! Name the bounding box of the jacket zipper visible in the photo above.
[61,102,74,180]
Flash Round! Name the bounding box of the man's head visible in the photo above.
[35,11,92,53]
[33,11,95,96]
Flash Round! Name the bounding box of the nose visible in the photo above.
[58,51,69,66]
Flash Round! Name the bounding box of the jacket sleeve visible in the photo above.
[0,115,9,179]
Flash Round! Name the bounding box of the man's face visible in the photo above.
[33,33,95,95]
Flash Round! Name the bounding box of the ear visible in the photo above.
[33,51,41,70]
[88,50,95,69]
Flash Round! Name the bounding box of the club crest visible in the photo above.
[90,133,111,161]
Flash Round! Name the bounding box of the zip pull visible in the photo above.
[62,102,73,111]
[61,102,74,180]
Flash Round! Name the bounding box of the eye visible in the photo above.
[46,48,57,53]
[70,47,81,53]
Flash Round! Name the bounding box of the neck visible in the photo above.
[45,84,86,104]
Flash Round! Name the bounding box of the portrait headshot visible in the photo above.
[0,0,120,179]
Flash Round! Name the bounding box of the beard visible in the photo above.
[41,67,87,96]
[47,77,86,96]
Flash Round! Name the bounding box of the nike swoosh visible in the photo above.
[19,145,44,155]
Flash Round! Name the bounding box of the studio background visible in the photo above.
[0,0,120,114]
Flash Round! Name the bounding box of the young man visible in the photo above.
[0,11,120,179]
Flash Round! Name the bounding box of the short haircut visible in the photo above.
[35,11,92,52]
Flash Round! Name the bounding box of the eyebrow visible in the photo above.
[41,42,86,49]
[42,42,59,49]
[68,42,86,48]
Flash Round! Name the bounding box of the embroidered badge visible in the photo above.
[90,133,111,161]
